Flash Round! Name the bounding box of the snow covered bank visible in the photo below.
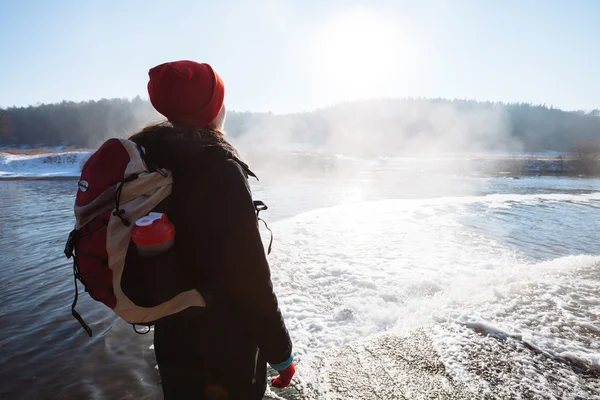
[0,151,89,178]
[0,149,596,179]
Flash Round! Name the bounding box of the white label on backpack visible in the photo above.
[78,180,89,192]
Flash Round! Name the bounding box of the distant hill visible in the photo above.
[1,97,599,156]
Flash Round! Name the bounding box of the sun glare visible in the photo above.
[316,10,411,99]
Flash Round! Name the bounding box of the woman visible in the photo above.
[129,60,295,399]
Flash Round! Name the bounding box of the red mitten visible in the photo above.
[271,362,296,388]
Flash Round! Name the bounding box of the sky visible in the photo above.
[0,0,599,113]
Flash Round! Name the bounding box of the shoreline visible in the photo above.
[1,152,599,180]
[1,172,598,181]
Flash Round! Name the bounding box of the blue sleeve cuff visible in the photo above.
[269,353,294,371]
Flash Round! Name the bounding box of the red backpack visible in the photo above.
[64,138,206,336]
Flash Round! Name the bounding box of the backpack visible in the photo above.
[64,138,206,336]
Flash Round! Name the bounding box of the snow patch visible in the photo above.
[0,151,90,178]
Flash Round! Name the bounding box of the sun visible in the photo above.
[315,10,411,100]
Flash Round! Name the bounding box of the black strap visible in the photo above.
[113,173,139,226]
[254,201,273,255]
[136,143,167,177]
[71,272,93,337]
[64,229,78,259]
[136,143,154,171]
[65,229,92,337]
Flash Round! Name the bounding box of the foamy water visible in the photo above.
[269,193,600,367]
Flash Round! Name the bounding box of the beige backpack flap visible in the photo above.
[106,141,205,324]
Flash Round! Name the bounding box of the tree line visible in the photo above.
[1,97,599,155]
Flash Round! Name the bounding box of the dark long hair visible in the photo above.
[128,121,245,171]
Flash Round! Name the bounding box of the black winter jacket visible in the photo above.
[131,132,293,399]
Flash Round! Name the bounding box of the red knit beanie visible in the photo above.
[147,60,225,128]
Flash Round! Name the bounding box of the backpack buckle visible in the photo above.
[253,201,268,216]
